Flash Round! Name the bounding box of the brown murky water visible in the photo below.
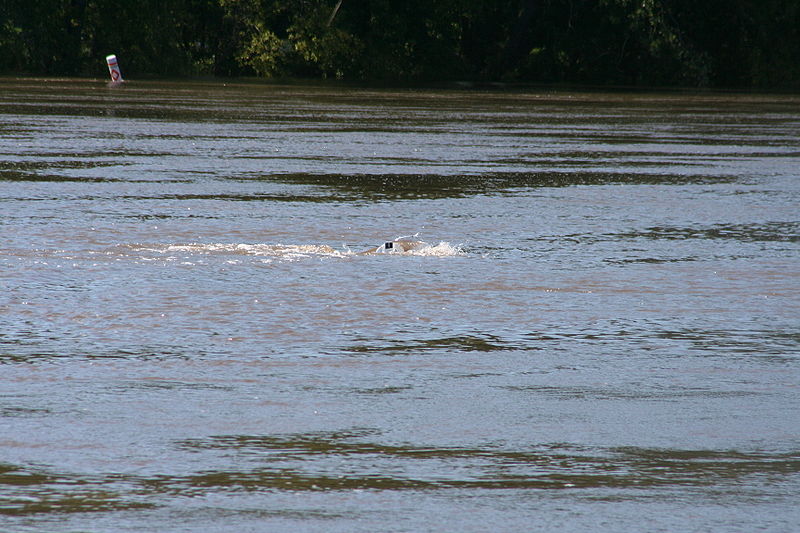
[2,78,799,532]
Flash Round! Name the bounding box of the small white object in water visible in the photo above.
[106,54,124,86]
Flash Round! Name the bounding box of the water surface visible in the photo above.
[1,78,799,532]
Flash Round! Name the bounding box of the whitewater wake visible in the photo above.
[125,239,463,262]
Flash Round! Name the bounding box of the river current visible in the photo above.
[1,78,799,532]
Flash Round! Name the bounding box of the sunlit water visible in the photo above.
[1,78,799,532]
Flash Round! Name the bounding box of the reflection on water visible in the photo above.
[3,432,798,517]
[1,78,799,532]
[256,172,742,201]
[165,438,800,492]
[0,463,154,516]
[343,335,515,355]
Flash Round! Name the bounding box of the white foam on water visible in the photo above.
[400,241,464,257]
[163,243,345,258]
[123,240,463,262]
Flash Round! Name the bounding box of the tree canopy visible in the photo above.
[1,0,798,88]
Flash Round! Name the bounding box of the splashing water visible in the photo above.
[398,241,463,257]
[125,239,463,262]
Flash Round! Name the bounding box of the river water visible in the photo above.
[1,78,799,532]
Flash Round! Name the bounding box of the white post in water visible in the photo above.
[106,54,123,85]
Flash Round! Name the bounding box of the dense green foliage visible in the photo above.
[1,0,798,87]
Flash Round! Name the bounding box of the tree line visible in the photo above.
[1,0,798,88]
